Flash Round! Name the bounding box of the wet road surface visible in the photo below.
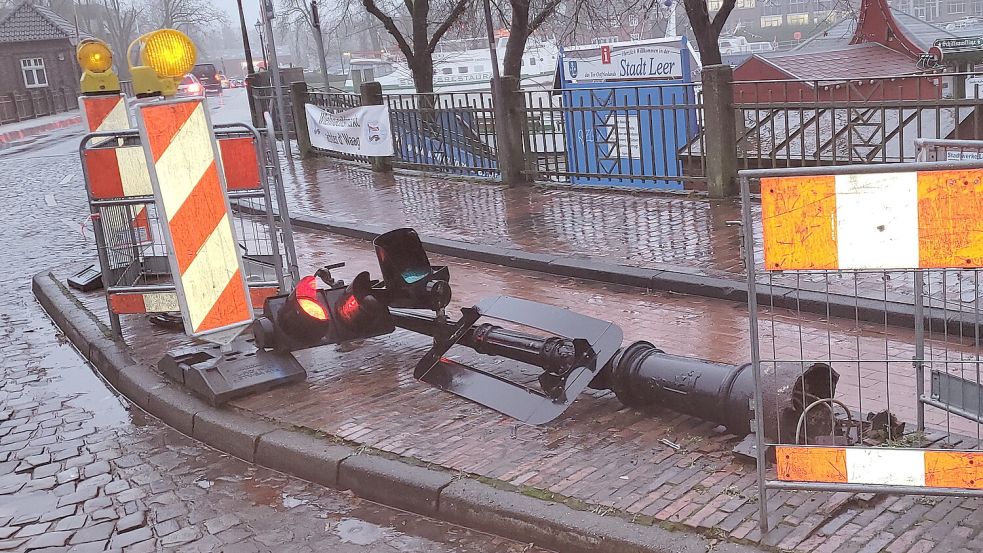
[0,100,554,552]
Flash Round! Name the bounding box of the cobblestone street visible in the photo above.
[0,125,552,552]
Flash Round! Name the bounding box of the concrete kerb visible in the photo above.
[251,206,983,337]
[32,268,747,553]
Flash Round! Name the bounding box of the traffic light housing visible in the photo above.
[77,39,120,95]
[373,228,451,310]
[254,267,395,352]
[127,29,197,97]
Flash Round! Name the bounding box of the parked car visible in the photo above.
[231,78,244,88]
[176,74,204,97]
[219,74,230,88]
[191,63,222,95]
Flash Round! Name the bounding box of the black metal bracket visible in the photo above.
[413,296,623,425]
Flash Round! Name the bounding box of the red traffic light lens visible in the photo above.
[337,294,360,323]
[295,276,328,321]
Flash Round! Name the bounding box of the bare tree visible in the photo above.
[682,0,734,65]
[146,0,226,34]
[360,0,472,92]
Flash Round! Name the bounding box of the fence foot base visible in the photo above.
[160,336,306,406]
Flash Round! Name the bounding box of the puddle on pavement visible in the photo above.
[335,518,391,545]
[29,340,130,429]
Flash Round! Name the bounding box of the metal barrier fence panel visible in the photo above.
[740,159,983,533]
[79,120,294,338]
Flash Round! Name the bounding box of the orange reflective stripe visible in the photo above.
[917,169,983,268]
[775,446,848,483]
[168,163,226,273]
[219,137,261,190]
[84,148,124,198]
[924,451,983,489]
[144,101,200,163]
[760,175,838,271]
[196,269,251,333]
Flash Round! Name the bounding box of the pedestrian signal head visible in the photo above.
[77,39,120,94]
[374,228,451,310]
[128,29,197,97]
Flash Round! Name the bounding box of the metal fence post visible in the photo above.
[360,81,393,173]
[290,81,313,158]
[702,64,739,198]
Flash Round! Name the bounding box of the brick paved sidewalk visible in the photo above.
[58,225,983,553]
[283,157,983,309]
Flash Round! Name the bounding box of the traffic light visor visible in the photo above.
[295,276,328,320]
[140,29,196,78]
[77,40,113,73]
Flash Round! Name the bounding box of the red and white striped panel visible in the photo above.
[83,146,153,199]
[762,170,983,270]
[80,94,129,132]
[777,446,983,489]
[136,98,253,339]
[109,287,278,314]
[218,137,261,191]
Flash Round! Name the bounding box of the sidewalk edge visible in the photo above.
[31,269,760,553]
[0,113,81,146]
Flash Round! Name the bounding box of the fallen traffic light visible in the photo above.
[254,264,395,352]
[373,228,451,310]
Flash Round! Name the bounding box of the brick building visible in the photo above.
[0,1,84,120]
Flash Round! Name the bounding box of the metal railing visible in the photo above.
[0,86,79,124]
[730,73,983,170]
[523,83,706,189]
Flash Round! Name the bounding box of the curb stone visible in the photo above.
[33,270,761,553]
[0,113,81,147]
[243,205,979,337]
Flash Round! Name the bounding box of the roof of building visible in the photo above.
[795,9,958,54]
[0,1,85,44]
[756,42,921,81]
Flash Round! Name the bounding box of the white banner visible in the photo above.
[564,44,682,82]
[305,103,394,156]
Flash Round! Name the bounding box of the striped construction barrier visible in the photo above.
[79,93,129,132]
[136,98,253,340]
[761,170,983,271]
[776,446,983,489]
[109,286,278,314]
[79,93,154,247]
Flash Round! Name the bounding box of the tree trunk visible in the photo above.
[411,52,435,94]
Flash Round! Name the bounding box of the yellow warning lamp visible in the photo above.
[77,39,120,95]
[128,29,197,97]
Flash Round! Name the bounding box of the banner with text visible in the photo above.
[305,104,394,156]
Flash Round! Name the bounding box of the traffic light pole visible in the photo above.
[388,308,837,442]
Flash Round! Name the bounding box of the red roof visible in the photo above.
[756,43,920,81]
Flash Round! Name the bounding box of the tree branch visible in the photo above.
[427,0,469,52]
[528,0,560,32]
[710,0,736,35]
[362,0,414,60]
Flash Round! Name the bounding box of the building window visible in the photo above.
[736,0,756,8]
[593,36,619,44]
[630,32,641,40]
[528,57,537,66]
[760,15,783,26]
[474,64,484,72]
[926,0,941,19]
[975,0,983,14]
[787,13,810,24]
[628,14,639,26]
[708,0,722,9]
[20,58,46,88]
[950,0,966,13]
[441,67,453,74]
